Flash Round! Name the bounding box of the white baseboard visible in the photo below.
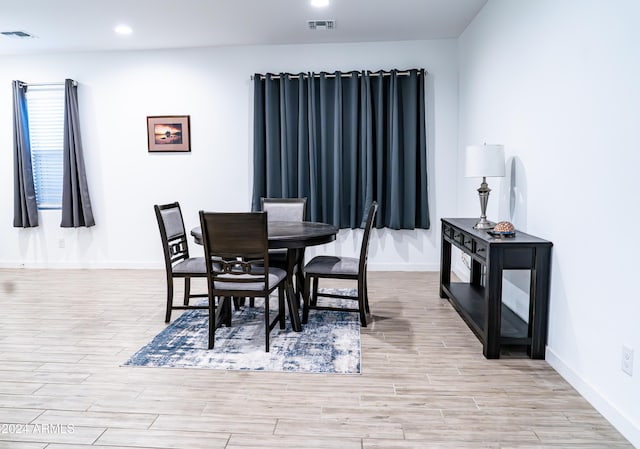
[368,262,439,271]
[546,347,640,448]
[0,261,439,271]
[0,261,161,270]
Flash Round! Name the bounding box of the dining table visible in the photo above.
[190,220,338,332]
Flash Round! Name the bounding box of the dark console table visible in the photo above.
[439,218,552,359]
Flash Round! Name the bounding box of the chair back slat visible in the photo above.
[199,211,270,289]
[261,197,307,222]
[155,202,190,266]
[201,212,268,259]
[214,259,266,283]
[160,207,186,240]
[168,237,189,263]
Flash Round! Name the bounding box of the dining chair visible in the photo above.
[154,202,209,323]
[260,197,307,302]
[261,197,307,295]
[199,211,286,351]
[302,201,378,327]
[261,197,307,263]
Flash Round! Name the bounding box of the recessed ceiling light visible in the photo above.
[311,0,329,7]
[114,25,133,35]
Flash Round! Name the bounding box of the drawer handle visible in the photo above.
[477,247,485,253]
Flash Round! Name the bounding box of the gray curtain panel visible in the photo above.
[61,79,95,227]
[252,69,429,230]
[12,80,38,228]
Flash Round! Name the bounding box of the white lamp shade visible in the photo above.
[465,144,505,178]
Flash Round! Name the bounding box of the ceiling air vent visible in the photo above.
[308,20,335,30]
[1,30,36,39]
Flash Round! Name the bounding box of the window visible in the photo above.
[25,85,64,210]
[252,69,429,230]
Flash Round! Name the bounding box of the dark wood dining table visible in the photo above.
[190,221,338,332]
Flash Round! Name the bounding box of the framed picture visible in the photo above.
[147,115,191,152]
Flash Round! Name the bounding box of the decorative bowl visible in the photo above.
[490,221,516,237]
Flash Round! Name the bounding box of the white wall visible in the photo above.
[458,0,640,446]
[0,40,458,270]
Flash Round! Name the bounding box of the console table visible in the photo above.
[439,218,552,359]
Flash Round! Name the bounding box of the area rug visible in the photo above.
[124,289,360,374]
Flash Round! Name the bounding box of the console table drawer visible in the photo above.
[443,224,454,239]
[463,234,474,252]
[474,241,487,260]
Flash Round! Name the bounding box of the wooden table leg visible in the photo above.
[286,248,302,332]
[529,246,552,359]
[439,236,451,298]
[484,248,503,359]
[294,248,306,305]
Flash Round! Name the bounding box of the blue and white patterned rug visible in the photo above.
[124,289,361,374]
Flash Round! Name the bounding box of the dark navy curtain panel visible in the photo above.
[12,80,38,228]
[252,69,429,230]
[61,79,95,227]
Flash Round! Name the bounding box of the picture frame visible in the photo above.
[147,115,191,152]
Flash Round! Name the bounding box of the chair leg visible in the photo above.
[208,293,216,349]
[183,277,191,306]
[358,277,367,327]
[364,272,371,314]
[264,296,270,352]
[311,277,319,307]
[225,297,232,327]
[294,267,302,300]
[295,248,306,298]
[278,286,286,329]
[165,278,174,323]
[302,275,312,324]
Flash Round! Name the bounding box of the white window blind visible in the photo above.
[26,85,64,210]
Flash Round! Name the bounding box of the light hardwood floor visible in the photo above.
[0,269,632,449]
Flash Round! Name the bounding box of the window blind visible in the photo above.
[26,86,64,209]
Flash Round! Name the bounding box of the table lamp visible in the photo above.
[465,144,505,230]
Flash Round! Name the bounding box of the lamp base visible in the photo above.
[474,218,495,230]
[474,177,495,230]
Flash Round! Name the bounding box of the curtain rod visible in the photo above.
[251,70,424,81]
[18,80,77,88]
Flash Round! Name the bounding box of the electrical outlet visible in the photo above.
[622,346,634,376]
[58,238,65,249]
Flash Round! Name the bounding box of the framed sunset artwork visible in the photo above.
[147,115,190,152]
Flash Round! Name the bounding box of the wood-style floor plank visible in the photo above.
[0,268,633,448]
[0,442,47,449]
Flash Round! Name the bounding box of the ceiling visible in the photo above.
[0,0,487,56]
